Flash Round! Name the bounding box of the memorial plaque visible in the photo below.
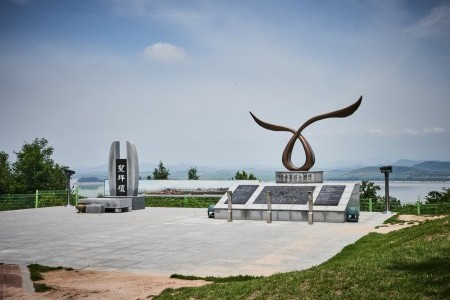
[225,185,258,205]
[314,185,345,206]
[254,186,315,205]
[116,159,127,196]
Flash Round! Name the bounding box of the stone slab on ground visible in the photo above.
[0,207,390,277]
[0,263,34,299]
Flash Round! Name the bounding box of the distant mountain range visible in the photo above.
[74,160,450,182]
[325,161,450,181]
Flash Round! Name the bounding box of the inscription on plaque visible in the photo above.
[314,185,345,206]
[225,185,259,205]
[116,159,127,196]
[254,186,315,205]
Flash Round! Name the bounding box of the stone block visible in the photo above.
[86,204,105,214]
[131,196,145,210]
[325,211,345,223]
[313,211,326,222]
[82,198,132,212]
[232,209,245,220]
[276,210,291,221]
[247,210,262,220]
[290,211,306,221]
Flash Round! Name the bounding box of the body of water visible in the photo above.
[372,181,449,204]
[75,180,450,205]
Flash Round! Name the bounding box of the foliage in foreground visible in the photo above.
[155,216,450,300]
[27,263,73,293]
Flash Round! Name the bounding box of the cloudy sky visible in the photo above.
[1,0,449,170]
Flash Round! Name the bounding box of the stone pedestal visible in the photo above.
[275,171,323,184]
[81,198,132,213]
[213,182,360,223]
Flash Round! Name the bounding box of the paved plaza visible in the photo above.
[0,207,391,277]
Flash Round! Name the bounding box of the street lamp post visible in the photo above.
[380,166,393,214]
[64,169,76,207]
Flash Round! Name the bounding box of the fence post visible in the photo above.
[35,190,39,208]
[227,191,232,222]
[307,191,313,225]
[417,201,421,215]
[266,191,272,224]
[369,198,372,212]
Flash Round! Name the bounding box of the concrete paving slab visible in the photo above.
[0,207,391,277]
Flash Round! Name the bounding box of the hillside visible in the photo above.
[411,161,450,173]
[324,161,450,181]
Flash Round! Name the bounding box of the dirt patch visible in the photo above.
[372,214,446,234]
[30,269,210,299]
[36,269,211,299]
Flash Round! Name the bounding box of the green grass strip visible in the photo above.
[145,197,219,208]
[170,274,262,283]
[156,216,450,300]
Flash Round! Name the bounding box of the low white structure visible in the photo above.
[214,182,360,223]
[104,180,260,195]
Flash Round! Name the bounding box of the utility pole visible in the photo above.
[380,166,393,214]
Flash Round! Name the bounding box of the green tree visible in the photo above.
[11,138,67,193]
[152,161,170,180]
[188,167,199,180]
[233,170,257,180]
[359,180,380,200]
[0,151,12,194]
[425,188,450,204]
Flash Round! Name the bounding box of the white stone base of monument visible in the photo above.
[82,198,132,213]
[86,204,105,214]
[108,196,145,210]
[213,182,360,223]
[275,171,323,184]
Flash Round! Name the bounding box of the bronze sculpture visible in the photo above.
[250,96,362,171]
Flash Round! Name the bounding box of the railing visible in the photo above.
[360,198,450,215]
[0,189,80,211]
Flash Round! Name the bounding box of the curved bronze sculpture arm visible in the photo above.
[250,96,362,171]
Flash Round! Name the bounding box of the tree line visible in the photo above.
[146,161,258,181]
[0,138,68,194]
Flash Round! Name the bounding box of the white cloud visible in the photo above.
[141,42,187,64]
[406,5,450,38]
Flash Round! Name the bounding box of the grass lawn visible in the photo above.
[155,215,450,300]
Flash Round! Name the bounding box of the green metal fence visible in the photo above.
[360,198,450,215]
[0,189,79,211]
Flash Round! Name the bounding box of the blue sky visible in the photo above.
[1,0,449,169]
